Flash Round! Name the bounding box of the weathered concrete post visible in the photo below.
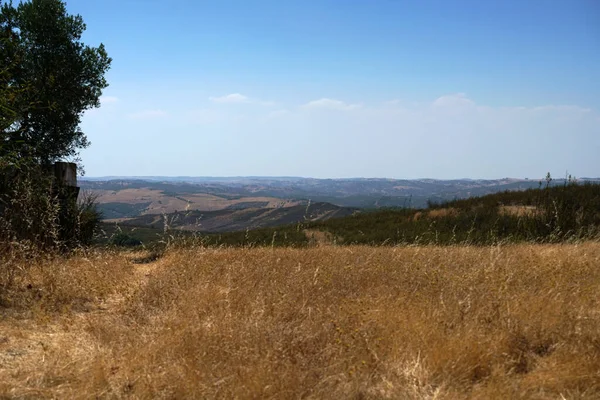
[53,162,80,199]
[53,162,81,244]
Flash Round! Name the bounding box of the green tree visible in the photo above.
[0,0,111,165]
[0,4,23,138]
[1,0,108,250]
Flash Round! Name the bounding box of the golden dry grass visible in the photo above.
[427,208,460,219]
[304,229,337,246]
[499,205,540,217]
[1,243,600,399]
[413,208,459,221]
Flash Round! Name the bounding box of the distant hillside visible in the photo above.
[85,183,300,220]
[109,202,357,234]
[82,176,600,213]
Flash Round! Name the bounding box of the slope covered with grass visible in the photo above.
[1,243,600,398]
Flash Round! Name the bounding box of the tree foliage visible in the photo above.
[0,0,111,165]
[1,0,108,251]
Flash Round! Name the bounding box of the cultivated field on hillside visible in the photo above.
[92,188,299,219]
[1,243,600,398]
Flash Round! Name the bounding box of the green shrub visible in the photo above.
[110,232,143,247]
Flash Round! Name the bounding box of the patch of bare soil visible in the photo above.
[0,251,163,398]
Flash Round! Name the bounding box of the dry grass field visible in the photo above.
[1,242,600,399]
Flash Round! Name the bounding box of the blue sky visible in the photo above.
[71,0,599,178]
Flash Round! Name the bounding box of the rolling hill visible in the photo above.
[82,176,600,215]
[105,201,356,235]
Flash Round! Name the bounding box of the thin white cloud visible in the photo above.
[210,93,249,104]
[303,98,361,111]
[432,93,475,108]
[128,109,168,120]
[100,96,120,105]
[209,93,275,106]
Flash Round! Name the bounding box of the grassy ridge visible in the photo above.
[206,182,600,247]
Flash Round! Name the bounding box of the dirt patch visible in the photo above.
[0,250,164,397]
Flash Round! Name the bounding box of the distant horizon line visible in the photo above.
[80,175,600,181]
